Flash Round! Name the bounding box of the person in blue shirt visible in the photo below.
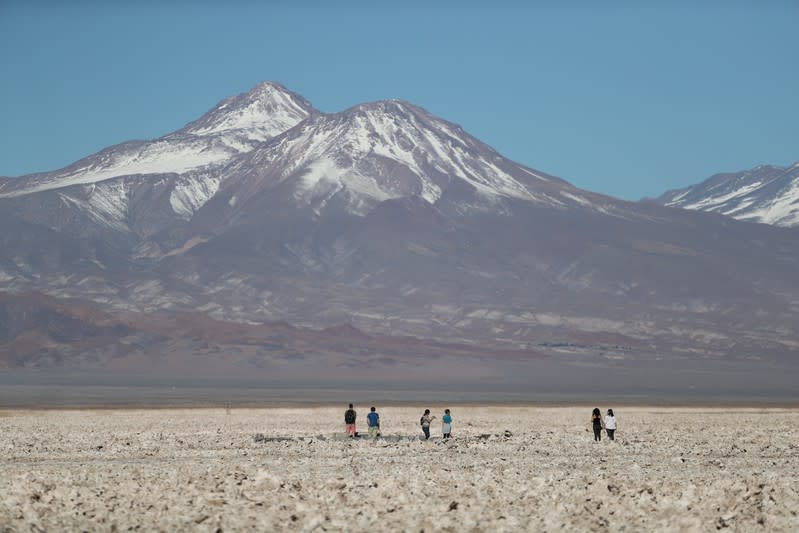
[366,406,380,439]
[442,408,452,439]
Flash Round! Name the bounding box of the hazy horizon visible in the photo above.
[3,358,797,408]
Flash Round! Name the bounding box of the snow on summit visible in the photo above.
[657,162,799,228]
[220,98,585,217]
[181,82,315,139]
[0,82,316,200]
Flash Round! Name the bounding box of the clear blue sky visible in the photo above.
[1,1,797,200]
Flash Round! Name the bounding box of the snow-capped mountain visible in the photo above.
[0,82,314,200]
[217,99,605,218]
[2,82,799,379]
[656,162,799,227]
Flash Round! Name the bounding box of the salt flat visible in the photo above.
[1,407,797,532]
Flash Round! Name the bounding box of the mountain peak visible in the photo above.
[242,81,303,104]
[656,161,799,227]
[223,90,561,216]
[351,99,419,112]
[0,82,319,200]
[337,99,435,124]
[180,81,316,139]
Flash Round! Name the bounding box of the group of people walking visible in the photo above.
[591,407,617,441]
[344,404,617,442]
[344,404,453,440]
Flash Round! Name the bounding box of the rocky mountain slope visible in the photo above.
[1,83,798,380]
[656,162,799,227]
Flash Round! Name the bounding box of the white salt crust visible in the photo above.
[0,406,797,531]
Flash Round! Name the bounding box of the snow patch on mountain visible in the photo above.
[559,191,592,206]
[657,162,799,228]
[420,177,443,205]
[58,181,131,231]
[741,179,799,226]
[0,140,230,199]
[722,199,756,216]
[170,174,221,219]
[677,181,763,210]
[516,166,550,181]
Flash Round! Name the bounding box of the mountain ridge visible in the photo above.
[656,161,799,227]
[0,82,798,385]
[0,82,316,200]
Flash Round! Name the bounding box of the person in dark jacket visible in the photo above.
[591,407,604,442]
[344,404,357,438]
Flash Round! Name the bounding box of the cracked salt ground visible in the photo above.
[1,407,798,531]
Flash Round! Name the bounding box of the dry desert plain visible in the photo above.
[1,406,798,532]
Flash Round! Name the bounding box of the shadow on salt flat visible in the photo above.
[253,431,513,443]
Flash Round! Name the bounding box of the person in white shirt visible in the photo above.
[604,409,617,441]
[420,409,436,440]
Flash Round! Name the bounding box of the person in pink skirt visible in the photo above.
[344,403,357,438]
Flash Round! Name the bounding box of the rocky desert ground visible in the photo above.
[1,406,797,532]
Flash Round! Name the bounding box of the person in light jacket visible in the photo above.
[441,409,452,439]
[604,409,617,441]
